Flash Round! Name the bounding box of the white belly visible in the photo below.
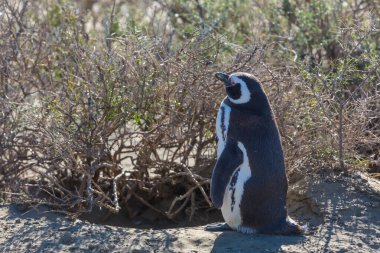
[221,142,251,229]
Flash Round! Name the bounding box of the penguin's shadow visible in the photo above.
[211,231,304,253]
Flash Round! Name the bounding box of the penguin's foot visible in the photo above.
[237,225,257,234]
[205,223,232,232]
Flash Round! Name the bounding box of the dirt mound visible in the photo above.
[1,172,379,253]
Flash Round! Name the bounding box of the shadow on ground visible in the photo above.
[211,231,304,253]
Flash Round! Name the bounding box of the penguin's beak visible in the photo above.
[215,72,232,87]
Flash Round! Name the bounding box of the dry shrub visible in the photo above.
[0,0,261,220]
[1,0,379,221]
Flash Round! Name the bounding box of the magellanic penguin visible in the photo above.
[207,72,303,235]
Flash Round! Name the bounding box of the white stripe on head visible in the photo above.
[228,76,251,104]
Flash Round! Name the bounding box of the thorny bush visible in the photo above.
[0,0,260,221]
[1,0,379,222]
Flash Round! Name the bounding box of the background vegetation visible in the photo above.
[1,0,379,224]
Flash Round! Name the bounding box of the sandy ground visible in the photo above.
[1,172,379,253]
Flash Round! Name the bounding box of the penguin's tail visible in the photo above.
[272,217,307,235]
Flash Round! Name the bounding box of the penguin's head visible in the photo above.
[215,72,270,113]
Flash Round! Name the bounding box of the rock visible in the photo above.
[59,232,76,245]
[131,249,150,253]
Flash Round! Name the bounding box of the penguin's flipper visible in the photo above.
[210,140,243,208]
[205,223,232,232]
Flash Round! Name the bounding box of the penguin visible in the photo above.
[206,72,303,235]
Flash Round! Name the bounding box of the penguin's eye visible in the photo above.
[226,85,241,100]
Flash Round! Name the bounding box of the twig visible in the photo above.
[125,183,167,217]
[184,166,212,207]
